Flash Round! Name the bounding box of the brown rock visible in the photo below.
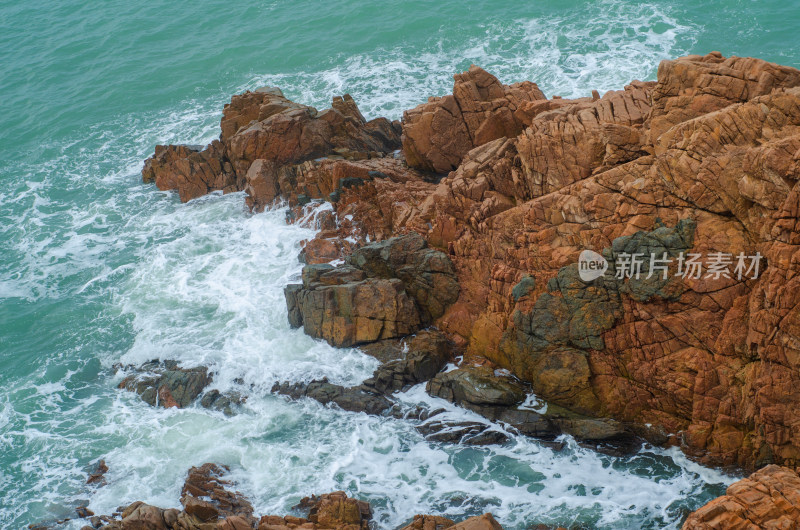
[118,361,211,410]
[142,87,401,208]
[402,66,546,173]
[216,516,255,530]
[447,514,503,530]
[87,459,109,485]
[398,514,456,530]
[119,502,168,529]
[682,465,800,529]
[294,491,371,530]
[180,463,255,526]
[392,53,800,469]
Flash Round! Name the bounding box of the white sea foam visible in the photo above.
[249,0,695,120]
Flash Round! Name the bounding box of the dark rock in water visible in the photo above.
[416,420,509,445]
[272,379,393,416]
[86,459,109,485]
[200,389,246,417]
[284,234,459,348]
[273,330,452,417]
[118,360,210,409]
[426,365,632,444]
[427,365,526,410]
[117,360,243,414]
[361,330,452,394]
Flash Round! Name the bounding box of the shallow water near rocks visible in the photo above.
[3,0,798,528]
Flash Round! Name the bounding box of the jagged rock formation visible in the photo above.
[682,465,800,529]
[142,52,800,472]
[408,52,800,470]
[142,88,401,205]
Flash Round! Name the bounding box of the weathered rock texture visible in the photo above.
[426,364,630,444]
[143,88,401,206]
[682,465,800,529]
[397,52,800,470]
[402,66,546,173]
[284,233,458,347]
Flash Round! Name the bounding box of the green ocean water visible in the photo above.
[1,1,798,528]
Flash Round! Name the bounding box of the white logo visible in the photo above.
[578,250,609,282]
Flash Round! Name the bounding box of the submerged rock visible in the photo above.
[272,330,452,417]
[271,379,393,416]
[117,361,244,414]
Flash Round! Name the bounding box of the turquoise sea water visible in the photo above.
[1,1,798,528]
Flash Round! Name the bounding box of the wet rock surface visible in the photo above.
[272,330,452,416]
[83,463,504,530]
[117,361,244,415]
[284,234,458,348]
[426,365,631,445]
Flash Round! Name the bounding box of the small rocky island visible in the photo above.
[74,52,800,529]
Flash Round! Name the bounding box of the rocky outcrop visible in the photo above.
[117,361,243,415]
[118,361,211,409]
[402,66,546,173]
[271,379,393,416]
[87,463,504,530]
[143,88,401,205]
[682,465,800,529]
[284,234,458,347]
[142,52,800,472]
[360,330,451,394]
[394,53,800,470]
[92,463,255,530]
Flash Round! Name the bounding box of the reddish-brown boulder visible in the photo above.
[180,463,255,526]
[397,514,456,530]
[682,465,800,529]
[142,141,239,203]
[142,87,401,207]
[294,491,371,530]
[402,65,546,173]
